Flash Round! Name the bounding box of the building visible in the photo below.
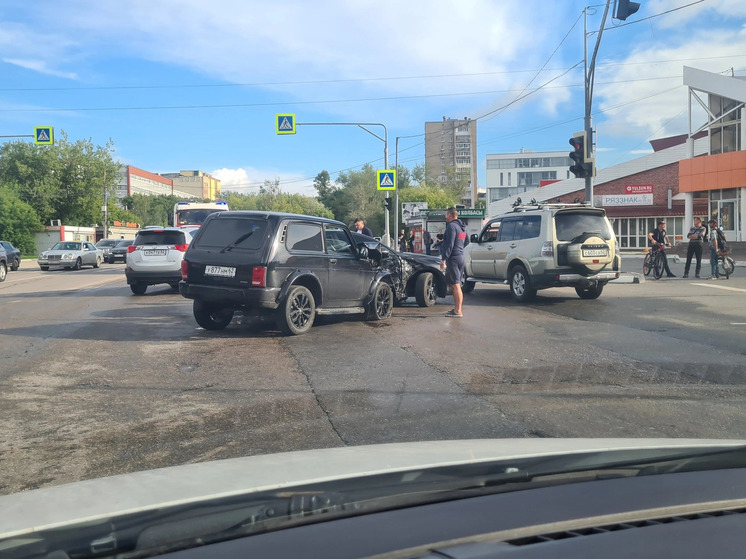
[679,66,745,242]
[485,149,573,202]
[425,117,478,206]
[487,135,710,250]
[160,170,222,201]
[115,166,192,199]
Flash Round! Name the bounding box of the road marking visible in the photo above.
[692,282,746,293]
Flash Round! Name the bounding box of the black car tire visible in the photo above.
[366,281,393,321]
[130,282,147,295]
[575,284,604,300]
[93,256,101,268]
[11,258,19,271]
[0,262,6,282]
[509,264,536,302]
[169,282,180,290]
[461,278,476,294]
[277,285,316,335]
[72,257,82,271]
[193,300,234,331]
[40,266,49,271]
[415,272,437,307]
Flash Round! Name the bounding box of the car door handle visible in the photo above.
[329,258,337,264]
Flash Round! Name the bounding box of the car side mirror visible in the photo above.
[470,234,479,243]
[358,245,368,259]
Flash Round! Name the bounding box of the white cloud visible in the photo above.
[644,0,746,28]
[3,58,78,80]
[212,167,316,196]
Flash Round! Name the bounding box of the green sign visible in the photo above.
[421,209,485,219]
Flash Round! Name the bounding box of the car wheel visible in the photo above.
[93,256,101,268]
[0,262,6,282]
[575,284,604,300]
[277,285,315,335]
[130,282,147,295]
[415,272,437,307]
[73,257,82,271]
[366,281,393,321]
[461,278,476,294]
[169,282,180,290]
[11,258,20,271]
[509,264,536,302]
[40,266,49,271]
[193,300,234,330]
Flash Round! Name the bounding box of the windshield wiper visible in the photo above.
[220,231,253,253]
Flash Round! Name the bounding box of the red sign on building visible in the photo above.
[625,184,653,194]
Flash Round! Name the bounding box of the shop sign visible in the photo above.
[601,194,653,206]
[625,184,653,194]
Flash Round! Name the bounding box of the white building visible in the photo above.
[485,150,573,204]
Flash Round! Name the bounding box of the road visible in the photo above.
[1,258,745,495]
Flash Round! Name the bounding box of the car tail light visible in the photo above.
[181,260,188,280]
[252,266,266,287]
[541,241,554,257]
[127,245,138,253]
[173,244,188,252]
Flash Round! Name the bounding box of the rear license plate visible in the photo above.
[143,249,168,256]
[583,249,608,257]
[205,265,236,277]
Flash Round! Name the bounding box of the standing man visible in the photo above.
[439,207,469,317]
[683,217,706,278]
[353,218,373,237]
[423,229,432,255]
[647,220,676,278]
[708,219,721,279]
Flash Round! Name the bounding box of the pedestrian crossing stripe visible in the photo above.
[34,126,54,145]
[377,169,397,190]
[276,114,296,135]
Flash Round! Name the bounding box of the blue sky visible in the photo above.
[1,0,745,196]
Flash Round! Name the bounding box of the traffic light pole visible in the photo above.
[583,0,611,206]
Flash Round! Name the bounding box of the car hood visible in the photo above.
[1,438,744,538]
[400,252,443,269]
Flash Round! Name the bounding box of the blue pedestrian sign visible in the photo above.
[276,114,296,135]
[377,169,396,191]
[34,126,54,145]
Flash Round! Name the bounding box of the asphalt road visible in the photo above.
[1,257,745,495]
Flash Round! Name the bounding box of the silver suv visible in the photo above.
[125,227,198,295]
[463,203,620,302]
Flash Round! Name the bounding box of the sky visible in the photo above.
[1,0,745,197]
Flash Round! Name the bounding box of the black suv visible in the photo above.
[179,211,394,335]
[0,241,21,271]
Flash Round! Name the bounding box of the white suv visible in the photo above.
[125,227,199,295]
[463,203,620,302]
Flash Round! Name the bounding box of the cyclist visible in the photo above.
[647,220,676,278]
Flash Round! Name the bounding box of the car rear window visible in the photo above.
[555,212,613,241]
[134,231,186,245]
[193,217,268,250]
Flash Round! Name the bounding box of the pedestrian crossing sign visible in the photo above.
[34,126,54,145]
[276,114,296,135]
[377,170,396,190]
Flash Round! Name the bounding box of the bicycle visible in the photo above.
[643,245,668,279]
[717,250,735,279]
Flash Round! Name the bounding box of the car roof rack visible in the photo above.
[509,201,593,212]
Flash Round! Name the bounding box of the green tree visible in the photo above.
[0,132,120,226]
[222,185,333,218]
[0,189,43,255]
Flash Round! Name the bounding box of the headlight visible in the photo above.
[39,253,46,259]
[62,253,74,259]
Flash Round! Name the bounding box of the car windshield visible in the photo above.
[51,242,81,250]
[1,2,744,556]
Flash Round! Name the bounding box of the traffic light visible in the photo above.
[569,131,596,179]
[384,197,392,211]
[615,0,640,21]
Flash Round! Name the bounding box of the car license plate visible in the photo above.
[143,249,168,256]
[583,249,608,257]
[205,265,236,277]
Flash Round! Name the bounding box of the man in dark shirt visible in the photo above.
[353,218,373,237]
[440,207,470,317]
[647,220,676,278]
[683,216,706,278]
